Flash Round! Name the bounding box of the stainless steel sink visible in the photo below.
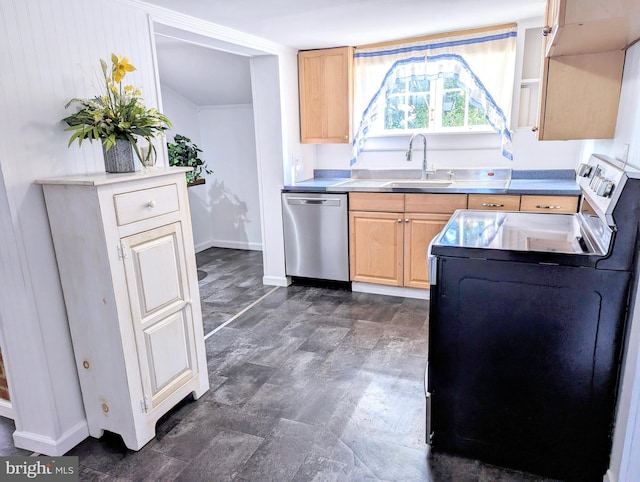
[385,180,453,188]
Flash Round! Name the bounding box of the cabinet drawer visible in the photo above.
[349,193,404,212]
[468,194,520,211]
[520,195,579,213]
[405,194,467,214]
[114,184,180,226]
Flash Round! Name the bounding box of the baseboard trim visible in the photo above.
[351,282,430,300]
[13,421,89,456]
[195,240,263,253]
[0,399,13,420]
[263,276,290,287]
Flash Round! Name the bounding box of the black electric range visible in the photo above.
[426,154,640,481]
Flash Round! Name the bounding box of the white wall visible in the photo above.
[0,0,299,454]
[0,0,164,454]
[606,40,640,482]
[161,83,213,250]
[161,70,263,253]
[194,105,262,251]
[161,83,202,145]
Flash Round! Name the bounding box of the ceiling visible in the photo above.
[151,0,546,106]
[156,36,253,106]
[145,0,545,50]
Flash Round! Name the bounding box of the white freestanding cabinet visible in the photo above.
[37,167,209,450]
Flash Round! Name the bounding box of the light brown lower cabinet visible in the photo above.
[349,210,404,286]
[520,195,579,213]
[403,213,452,289]
[348,193,467,289]
[468,194,521,211]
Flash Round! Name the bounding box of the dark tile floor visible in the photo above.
[2,247,556,481]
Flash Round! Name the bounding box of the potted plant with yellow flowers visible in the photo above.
[62,54,172,173]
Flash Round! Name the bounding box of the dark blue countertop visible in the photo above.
[283,177,580,196]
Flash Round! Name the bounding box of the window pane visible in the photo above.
[384,96,406,130]
[442,91,465,127]
[389,78,408,94]
[409,77,430,92]
[407,94,429,129]
[443,77,459,89]
[468,100,489,126]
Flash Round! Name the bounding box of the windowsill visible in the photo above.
[365,128,496,138]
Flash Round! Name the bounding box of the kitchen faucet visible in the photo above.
[406,133,428,180]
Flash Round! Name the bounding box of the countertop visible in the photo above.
[283,177,581,196]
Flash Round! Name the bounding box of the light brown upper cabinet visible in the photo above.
[535,0,639,141]
[298,47,353,144]
[543,0,640,57]
[537,50,625,140]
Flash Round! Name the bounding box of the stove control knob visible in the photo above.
[577,163,593,177]
[601,181,615,197]
[591,176,604,192]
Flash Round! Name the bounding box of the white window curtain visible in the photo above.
[352,24,517,165]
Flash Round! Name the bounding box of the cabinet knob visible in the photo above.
[405,219,409,223]
[343,135,348,140]
[147,200,156,208]
[542,26,552,36]
[82,360,90,369]
[397,218,402,223]
[531,126,538,132]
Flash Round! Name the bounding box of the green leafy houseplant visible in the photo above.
[167,134,212,185]
[62,54,172,166]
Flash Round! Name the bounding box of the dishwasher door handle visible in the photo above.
[287,197,342,206]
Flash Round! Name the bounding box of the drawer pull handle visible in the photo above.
[147,200,156,208]
[481,203,504,208]
[536,205,561,209]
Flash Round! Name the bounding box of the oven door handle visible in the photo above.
[427,237,439,285]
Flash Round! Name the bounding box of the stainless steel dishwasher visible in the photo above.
[282,192,349,281]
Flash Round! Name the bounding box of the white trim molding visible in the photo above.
[0,399,13,420]
[351,282,430,300]
[13,422,89,457]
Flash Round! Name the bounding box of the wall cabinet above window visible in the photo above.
[298,46,353,144]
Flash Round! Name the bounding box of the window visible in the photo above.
[351,24,517,164]
[379,75,490,134]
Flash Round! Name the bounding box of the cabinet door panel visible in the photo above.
[299,47,352,143]
[129,231,183,316]
[349,211,403,286]
[404,214,451,289]
[121,222,197,411]
[324,49,351,141]
[144,309,194,400]
[538,52,624,140]
[299,53,324,141]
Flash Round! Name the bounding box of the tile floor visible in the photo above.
[1,247,556,481]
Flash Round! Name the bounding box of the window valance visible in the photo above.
[352,24,518,165]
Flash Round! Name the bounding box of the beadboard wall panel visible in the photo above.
[0,0,164,454]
